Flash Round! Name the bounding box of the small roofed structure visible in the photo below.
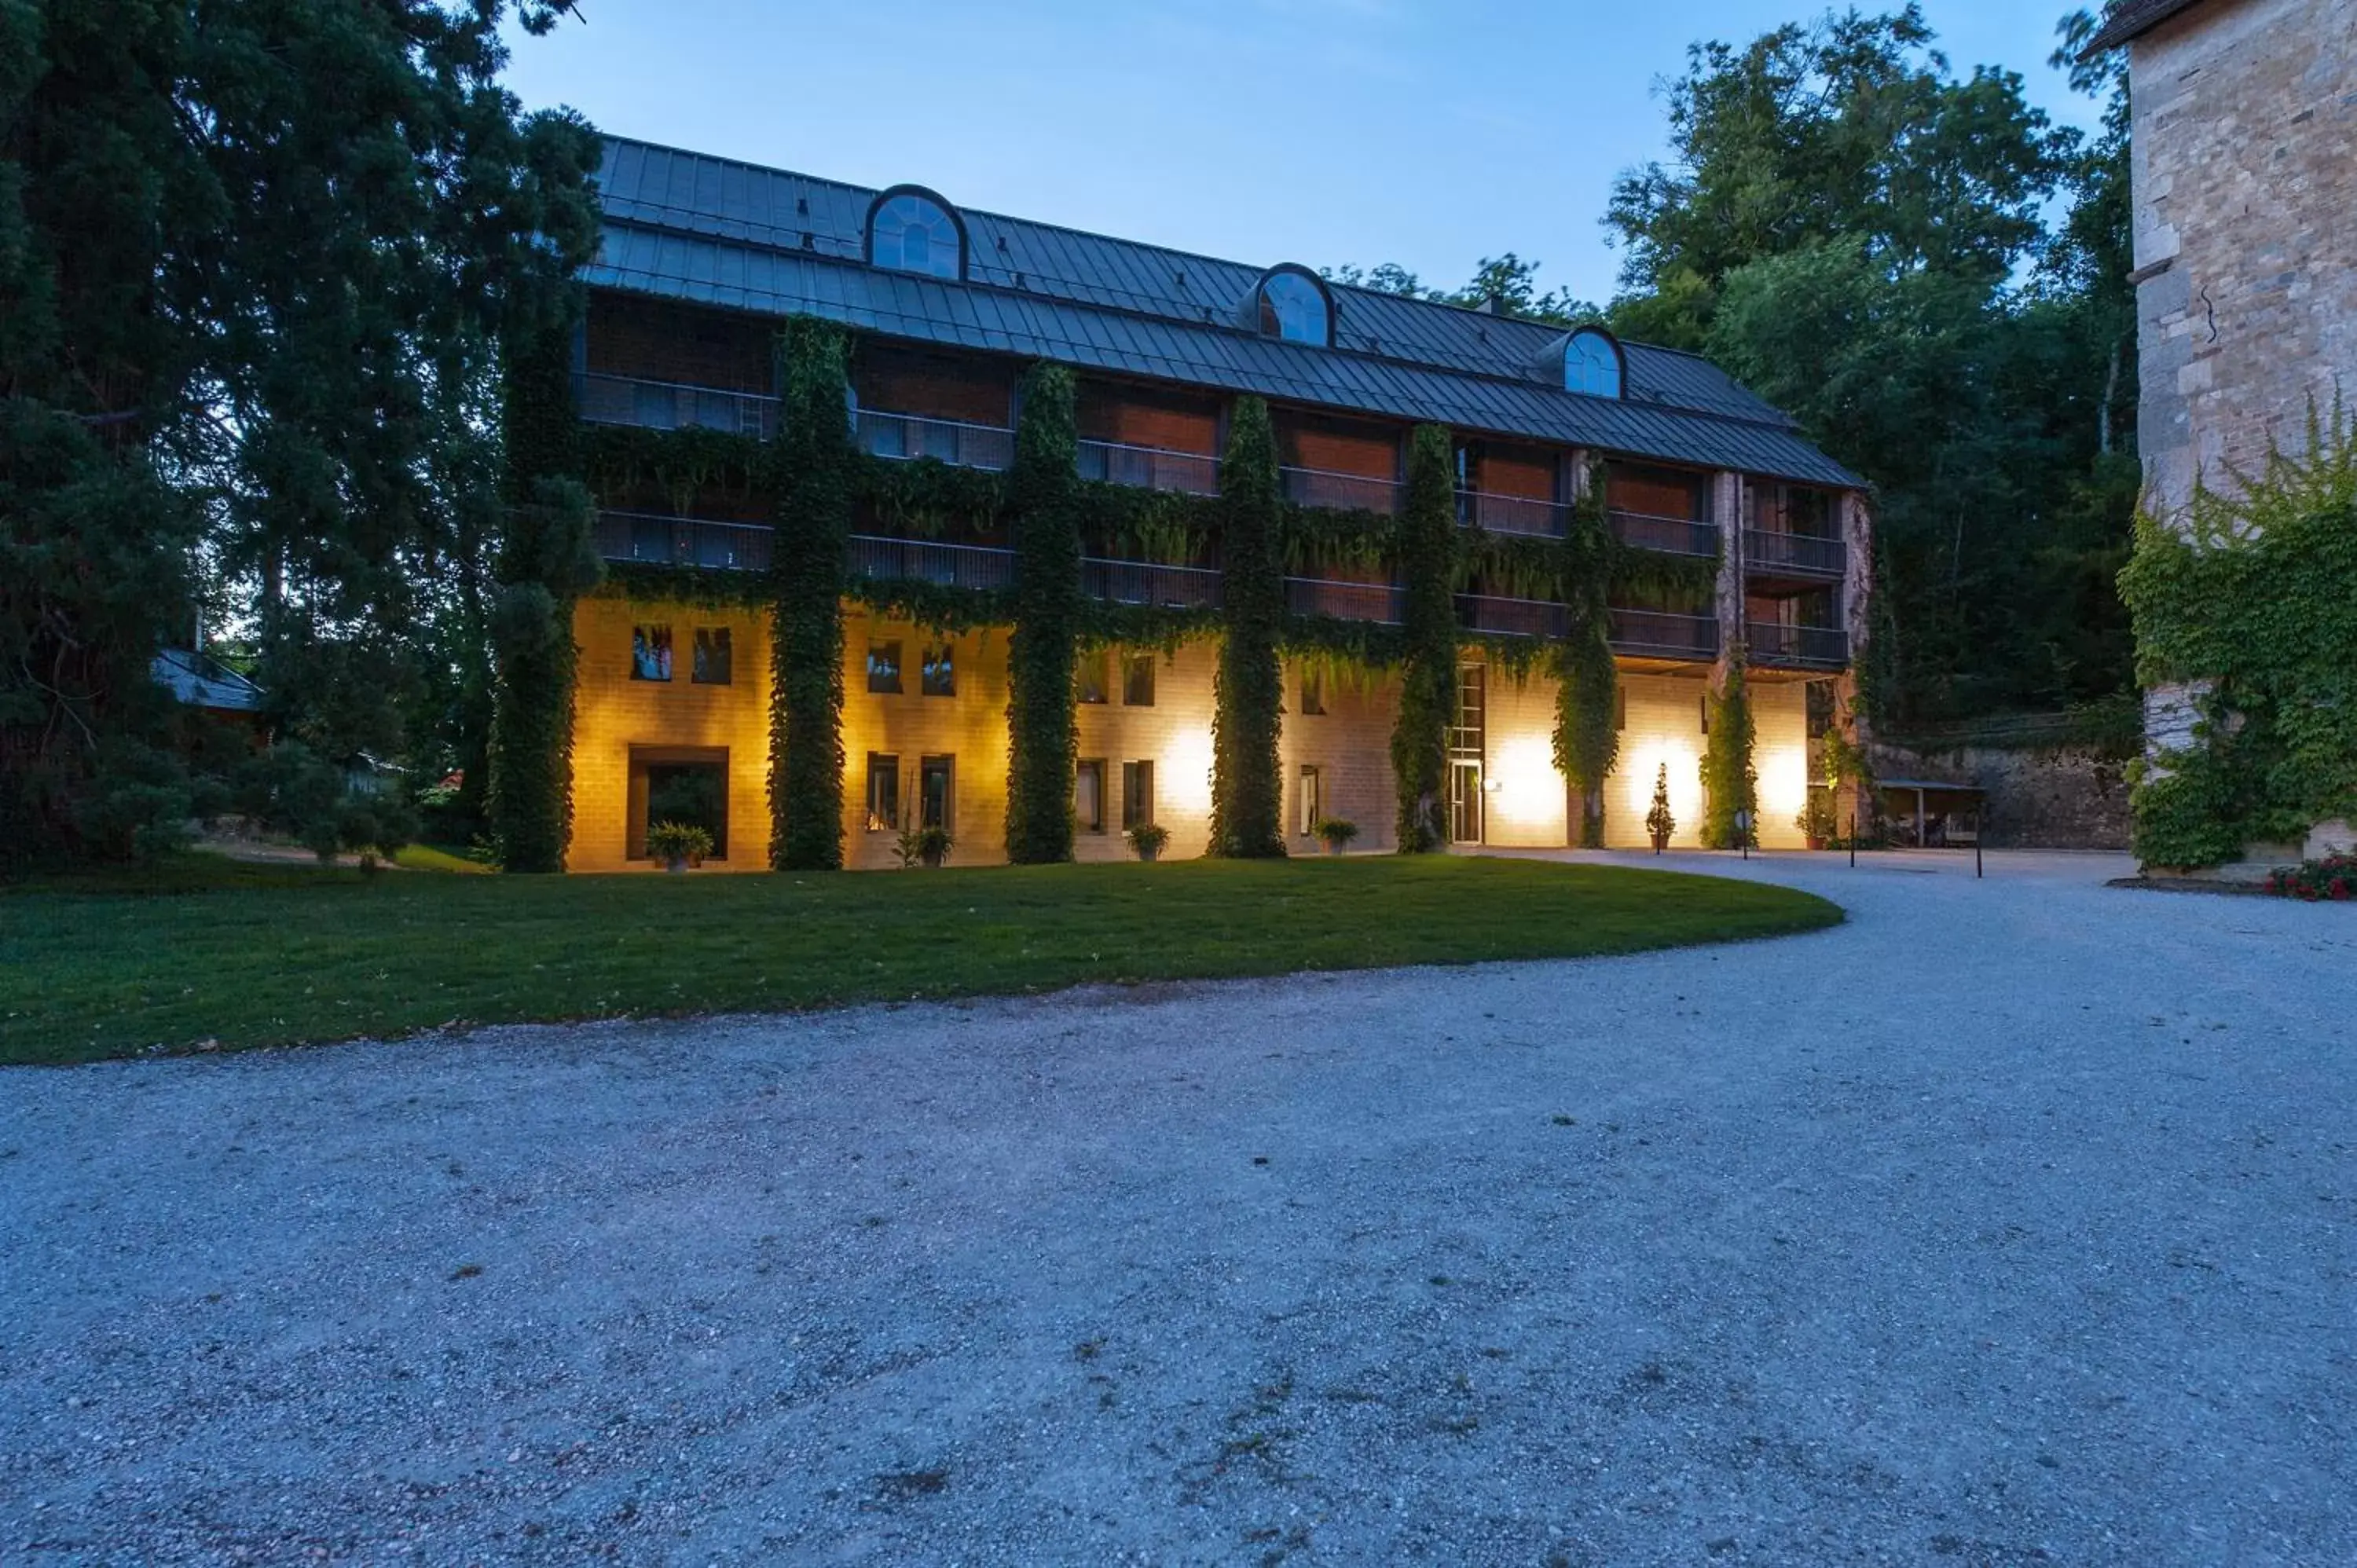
[152,647,265,718]
[1877,778,1985,849]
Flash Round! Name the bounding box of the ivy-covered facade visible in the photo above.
[525,137,1871,871]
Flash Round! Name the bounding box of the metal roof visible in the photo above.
[590,138,1864,489]
[2083,0,2214,53]
[152,648,264,713]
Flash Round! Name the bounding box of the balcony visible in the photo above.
[1282,465,1402,515]
[856,410,1016,472]
[1743,529,1846,578]
[1082,557,1223,610]
[847,534,1018,592]
[1076,439,1220,496]
[1747,621,1848,668]
[1609,608,1720,662]
[596,511,773,573]
[575,372,779,439]
[1285,576,1403,624]
[1609,509,1720,559]
[1456,593,1566,639]
[1457,490,1566,538]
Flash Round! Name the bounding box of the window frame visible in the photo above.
[1122,653,1157,707]
[1563,326,1626,400]
[863,184,968,282]
[866,752,901,833]
[921,643,956,698]
[1121,760,1155,830]
[691,626,733,686]
[1298,764,1322,837]
[867,640,904,695]
[1076,758,1108,833]
[1252,264,1336,347]
[629,624,674,683]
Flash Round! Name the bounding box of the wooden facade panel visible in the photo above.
[1277,412,1401,477]
[1475,443,1560,500]
[1606,462,1710,521]
[587,295,773,392]
[855,344,1014,427]
[1076,380,1221,453]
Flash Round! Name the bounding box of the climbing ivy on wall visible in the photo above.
[1552,471,1619,848]
[1005,364,1083,863]
[488,324,599,873]
[767,318,857,870]
[1210,396,1287,857]
[1699,654,1760,849]
[2116,407,2357,867]
[1391,424,1461,852]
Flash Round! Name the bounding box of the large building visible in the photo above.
[558,138,1871,871]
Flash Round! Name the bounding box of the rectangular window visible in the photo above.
[1076,759,1106,833]
[922,645,955,698]
[630,625,673,682]
[867,640,903,694]
[1299,764,1322,837]
[1076,650,1108,705]
[1121,760,1154,829]
[1123,654,1156,707]
[692,627,733,685]
[1300,666,1325,716]
[866,753,900,831]
[920,755,954,829]
[1805,680,1834,739]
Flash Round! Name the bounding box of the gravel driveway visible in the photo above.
[4,850,2353,1565]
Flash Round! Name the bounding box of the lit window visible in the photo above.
[867,753,900,832]
[1123,654,1156,707]
[1255,268,1332,345]
[1076,651,1108,704]
[1299,764,1322,837]
[692,628,732,685]
[1300,667,1325,716]
[1122,760,1155,829]
[922,645,955,697]
[630,625,673,682]
[1564,328,1623,398]
[1076,760,1107,833]
[920,755,954,829]
[868,189,963,280]
[867,641,903,694]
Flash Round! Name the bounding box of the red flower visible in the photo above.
[2331,879,2352,901]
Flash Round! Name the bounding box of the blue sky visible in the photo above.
[501,1,2104,306]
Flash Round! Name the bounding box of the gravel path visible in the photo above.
[4,851,2353,1566]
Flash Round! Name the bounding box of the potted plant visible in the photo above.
[896,822,953,869]
[647,819,714,874]
[1645,764,1676,854]
[1314,817,1360,856]
[1127,822,1170,863]
[1796,793,1838,852]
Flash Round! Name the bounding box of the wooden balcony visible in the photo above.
[846,534,1018,591]
[1081,558,1223,609]
[855,410,1015,472]
[1285,577,1403,624]
[1456,490,1565,538]
[575,372,779,439]
[1076,439,1220,496]
[1281,465,1402,515]
[1608,509,1720,559]
[1743,529,1846,579]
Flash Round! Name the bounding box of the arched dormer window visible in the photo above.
[867,185,966,281]
[1562,326,1625,398]
[1252,265,1333,346]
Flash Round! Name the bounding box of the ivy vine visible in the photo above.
[767,318,856,870]
[1210,396,1286,857]
[1552,471,1619,848]
[1699,651,1760,849]
[1391,424,1461,852]
[1004,364,1083,864]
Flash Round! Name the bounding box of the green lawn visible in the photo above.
[0,854,1841,1065]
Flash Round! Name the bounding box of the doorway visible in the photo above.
[627,746,729,862]
[1449,760,1483,844]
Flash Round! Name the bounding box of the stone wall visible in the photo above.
[1867,742,2134,851]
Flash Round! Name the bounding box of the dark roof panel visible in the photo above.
[2083,0,2212,53]
[588,139,1862,488]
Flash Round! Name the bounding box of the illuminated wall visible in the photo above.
[838,612,1015,870]
[1603,672,1811,850]
[1277,658,1400,853]
[1477,661,1570,848]
[570,596,775,873]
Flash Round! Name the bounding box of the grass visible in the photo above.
[0,853,1841,1066]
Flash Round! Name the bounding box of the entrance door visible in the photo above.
[1449,760,1483,844]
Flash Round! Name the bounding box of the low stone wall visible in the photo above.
[1868,742,2134,851]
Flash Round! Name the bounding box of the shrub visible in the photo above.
[646,820,713,865]
[2264,852,2356,901]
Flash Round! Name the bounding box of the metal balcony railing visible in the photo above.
[1456,593,1566,639]
[1285,576,1404,624]
[1281,465,1402,515]
[1076,439,1220,496]
[1747,621,1848,668]
[1081,558,1223,609]
[1743,529,1846,577]
[575,372,779,439]
[1456,490,1566,537]
[846,534,1018,591]
[596,511,774,573]
[855,410,1016,472]
[1609,509,1720,559]
[1608,608,1721,662]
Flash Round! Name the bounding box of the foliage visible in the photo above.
[1278,504,1394,577]
[1325,255,1600,327]
[856,451,1007,540]
[1210,396,1287,857]
[1552,472,1619,848]
[585,424,763,514]
[1126,822,1171,859]
[1646,764,1677,848]
[894,822,953,868]
[1082,484,1220,565]
[646,819,714,864]
[1005,363,1083,864]
[1315,817,1361,849]
[2117,408,2357,867]
[1699,657,1759,849]
[1391,426,1461,852]
[2263,852,2356,903]
[1,856,1842,1063]
[766,318,857,869]
[1796,793,1839,842]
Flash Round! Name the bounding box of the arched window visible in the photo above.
[1254,266,1332,346]
[1563,327,1624,398]
[867,187,965,280]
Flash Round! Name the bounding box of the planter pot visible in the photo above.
[664,855,688,874]
[1136,844,1161,863]
[920,849,947,869]
[1805,836,1826,852]
[1650,835,1671,855]
[1321,841,1347,856]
